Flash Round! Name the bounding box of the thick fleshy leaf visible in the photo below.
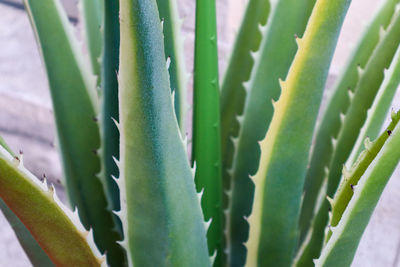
[117,0,210,265]
[192,0,223,263]
[0,143,54,267]
[224,0,316,265]
[156,0,188,133]
[296,9,400,266]
[220,0,270,203]
[326,111,400,243]
[23,0,123,263]
[0,147,103,266]
[80,0,103,80]
[346,45,400,166]
[299,0,400,244]
[98,0,122,234]
[315,111,400,266]
[324,46,400,243]
[0,199,55,267]
[246,0,351,266]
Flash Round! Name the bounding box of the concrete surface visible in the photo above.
[0,0,399,266]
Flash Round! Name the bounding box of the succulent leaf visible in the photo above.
[325,46,400,242]
[23,0,124,263]
[293,177,328,266]
[0,136,13,156]
[347,45,400,166]
[246,0,351,266]
[224,0,316,264]
[220,0,270,207]
[156,0,189,133]
[118,0,210,265]
[299,0,400,244]
[99,0,122,234]
[0,147,103,266]
[0,199,55,267]
[97,0,127,265]
[192,0,224,263]
[80,0,103,81]
[325,111,400,243]
[315,110,400,266]
[0,139,54,266]
[296,9,400,265]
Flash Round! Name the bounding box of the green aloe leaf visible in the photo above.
[224,0,316,265]
[315,111,400,267]
[326,45,400,242]
[80,0,103,80]
[325,117,399,244]
[0,199,55,267]
[192,0,223,263]
[299,0,400,244]
[0,142,54,267]
[295,9,400,265]
[117,0,210,265]
[0,147,103,266]
[0,140,54,267]
[347,47,400,166]
[246,0,351,266]
[98,0,123,238]
[220,0,270,194]
[220,1,271,264]
[23,0,123,264]
[156,0,188,133]
[0,136,13,156]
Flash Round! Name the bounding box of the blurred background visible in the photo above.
[0,0,399,266]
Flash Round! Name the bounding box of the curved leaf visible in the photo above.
[295,9,400,266]
[220,0,270,199]
[23,0,123,262]
[0,137,54,266]
[315,111,400,267]
[246,0,351,265]
[299,0,400,243]
[0,147,103,266]
[347,46,400,166]
[224,0,316,265]
[0,199,55,267]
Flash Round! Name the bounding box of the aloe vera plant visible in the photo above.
[2,0,400,266]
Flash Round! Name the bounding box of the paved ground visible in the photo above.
[1,0,400,266]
